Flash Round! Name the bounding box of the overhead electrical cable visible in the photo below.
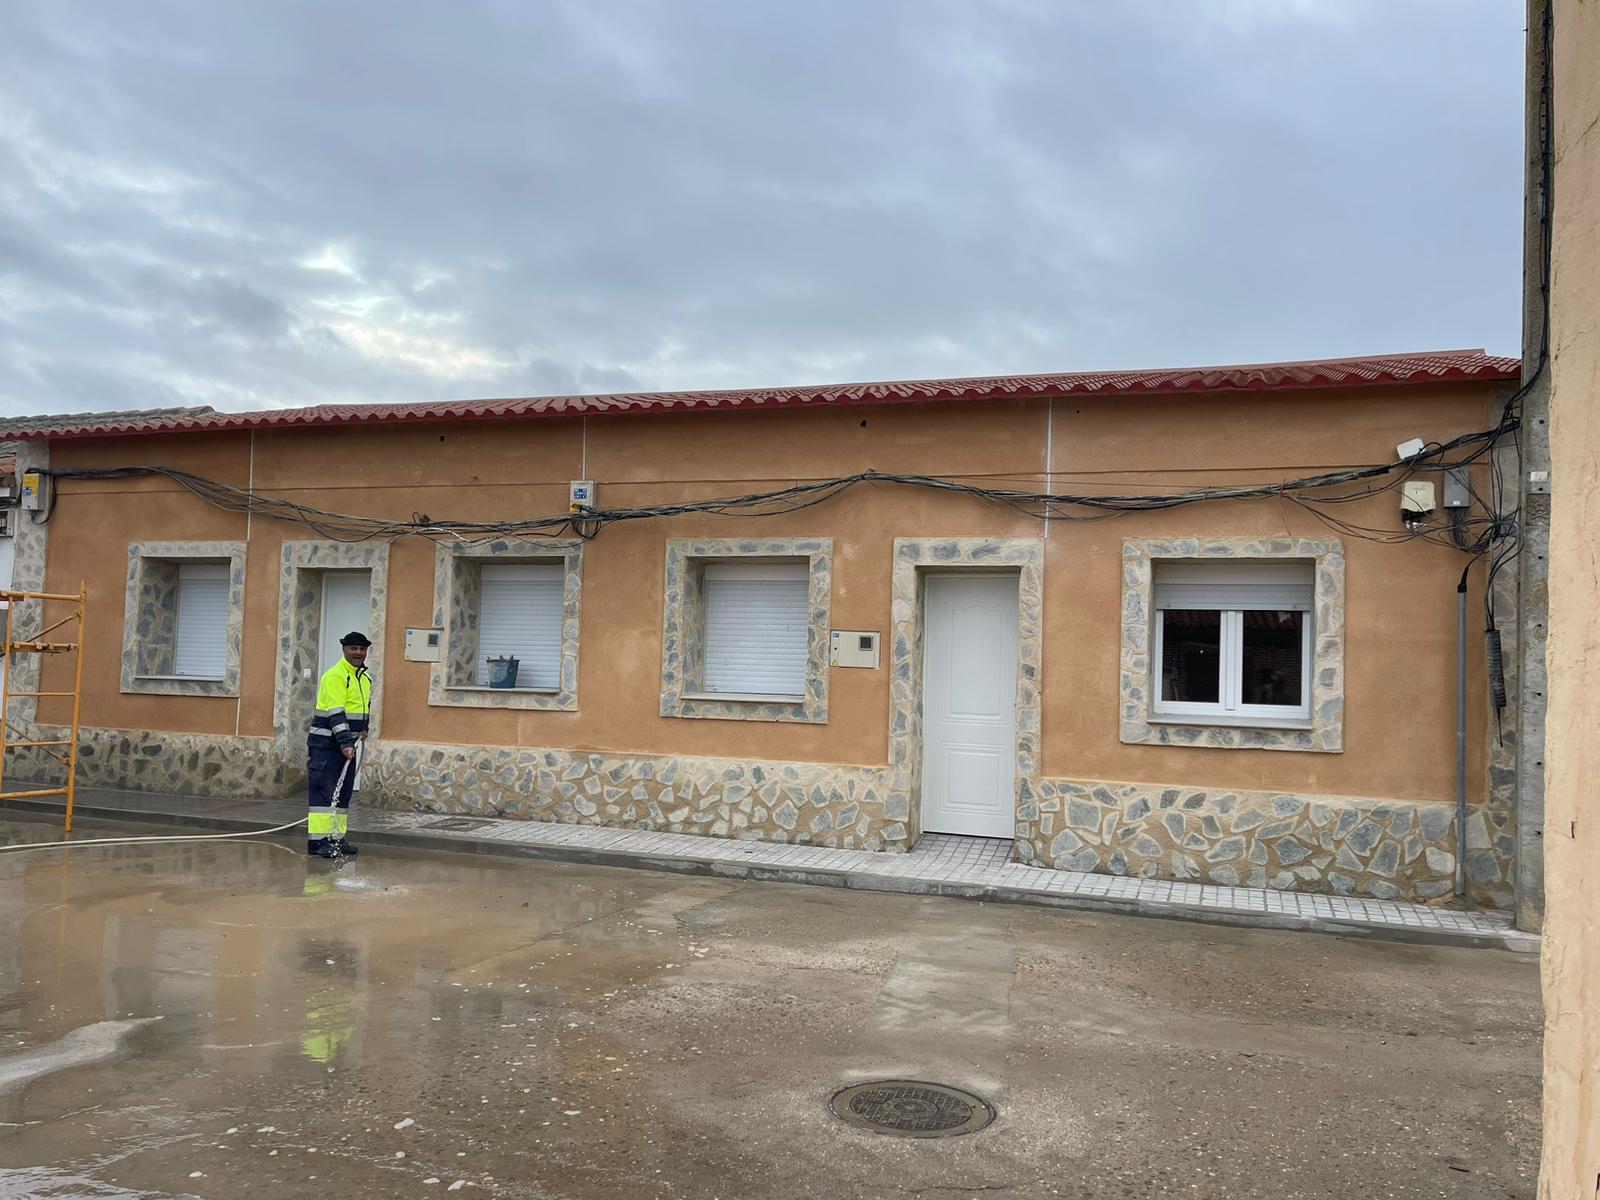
[37,416,1517,554]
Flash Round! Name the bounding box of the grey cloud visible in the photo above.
[0,0,1522,416]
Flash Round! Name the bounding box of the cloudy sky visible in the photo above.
[0,1,1524,416]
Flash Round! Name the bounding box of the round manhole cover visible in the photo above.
[829,1080,996,1138]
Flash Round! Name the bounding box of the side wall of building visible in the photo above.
[23,383,1514,905]
[1538,0,1600,1191]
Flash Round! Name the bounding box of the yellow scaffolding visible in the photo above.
[0,584,87,832]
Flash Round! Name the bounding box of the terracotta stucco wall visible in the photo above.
[1042,386,1497,804]
[1539,0,1600,1191]
[38,432,249,736]
[37,383,1502,816]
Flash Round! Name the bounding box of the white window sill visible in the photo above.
[447,685,561,695]
[680,691,806,704]
[135,674,227,683]
[1149,711,1312,731]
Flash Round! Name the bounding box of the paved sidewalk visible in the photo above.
[1,783,1538,952]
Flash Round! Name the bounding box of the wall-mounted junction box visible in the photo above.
[569,480,596,513]
[830,630,880,669]
[19,471,44,511]
[1401,481,1437,516]
[405,627,445,663]
[1443,467,1472,508]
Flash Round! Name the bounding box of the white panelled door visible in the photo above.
[318,570,372,672]
[920,573,1020,839]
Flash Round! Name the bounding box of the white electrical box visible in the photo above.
[404,627,445,663]
[0,509,13,537]
[19,471,43,511]
[1401,481,1437,515]
[830,630,880,669]
[569,480,596,512]
[1395,437,1426,461]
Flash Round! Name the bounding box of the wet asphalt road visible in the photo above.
[0,815,1540,1199]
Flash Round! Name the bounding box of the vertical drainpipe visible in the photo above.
[1456,563,1469,898]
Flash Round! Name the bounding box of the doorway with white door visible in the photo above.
[271,542,389,764]
[918,572,1021,840]
[318,570,373,674]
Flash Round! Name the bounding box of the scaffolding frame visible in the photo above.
[0,584,87,832]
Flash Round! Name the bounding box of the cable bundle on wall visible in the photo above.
[41,413,1519,555]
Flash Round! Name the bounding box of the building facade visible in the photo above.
[0,351,1523,908]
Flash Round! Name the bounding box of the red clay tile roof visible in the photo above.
[0,350,1519,441]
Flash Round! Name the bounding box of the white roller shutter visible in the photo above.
[1154,559,1313,611]
[476,563,564,688]
[701,562,809,697]
[174,562,229,678]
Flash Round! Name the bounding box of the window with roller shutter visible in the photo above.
[1152,559,1313,723]
[659,537,830,724]
[120,542,246,697]
[700,562,809,697]
[475,562,564,688]
[173,562,230,679]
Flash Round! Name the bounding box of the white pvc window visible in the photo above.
[475,562,563,688]
[1152,560,1313,724]
[701,561,809,698]
[173,562,230,679]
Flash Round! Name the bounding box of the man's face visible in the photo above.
[342,643,368,669]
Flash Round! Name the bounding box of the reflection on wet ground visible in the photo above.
[0,816,1541,1199]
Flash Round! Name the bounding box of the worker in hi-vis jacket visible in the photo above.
[307,631,372,858]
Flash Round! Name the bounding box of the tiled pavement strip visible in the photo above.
[0,784,1538,953]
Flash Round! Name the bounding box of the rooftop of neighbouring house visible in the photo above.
[0,349,1521,442]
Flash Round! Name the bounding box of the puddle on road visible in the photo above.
[0,815,1543,1199]
[0,1018,161,1096]
[0,816,759,1198]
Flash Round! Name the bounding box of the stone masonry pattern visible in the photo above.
[273,540,390,747]
[1022,777,1462,901]
[118,541,247,697]
[429,538,583,711]
[9,725,907,850]
[888,537,1045,845]
[1,441,49,739]
[1119,537,1345,753]
[659,537,831,724]
[12,720,1499,907]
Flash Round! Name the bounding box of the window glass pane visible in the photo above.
[1160,609,1221,704]
[1240,610,1304,707]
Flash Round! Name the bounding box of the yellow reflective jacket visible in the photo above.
[308,660,371,751]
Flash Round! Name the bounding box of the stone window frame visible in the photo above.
[272,540,389,745]
[659,537,831,724]
[1120,537,1344,753]
[428,538,583,711]
[886,538,1045,843]
[120,540,247,698]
